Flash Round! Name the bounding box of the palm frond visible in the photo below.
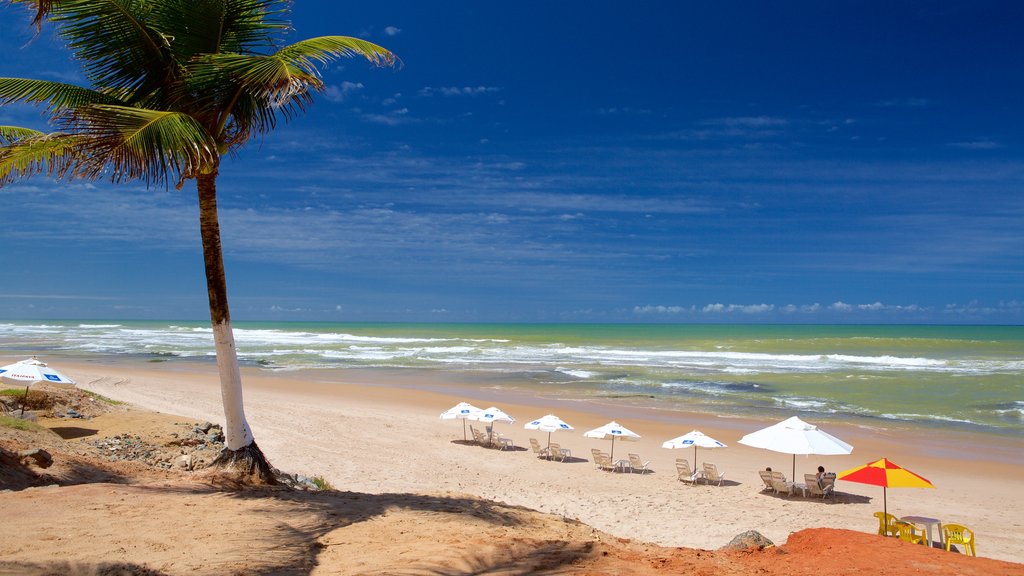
[0,129,83,185]
[0,78,125,114]
[150,0,291,60]
[277,36,399,72]
[0,125,46,145]
[69,104,218,185]
[29,0,175,102]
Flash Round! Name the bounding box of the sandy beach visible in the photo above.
[23,354,1015,564]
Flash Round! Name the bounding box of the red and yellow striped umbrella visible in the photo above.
[838,458,935,533]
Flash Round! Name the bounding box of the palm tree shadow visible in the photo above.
[389,540,597,575]
[135,483,563,575]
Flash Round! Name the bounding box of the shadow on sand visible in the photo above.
[3,482,596,576]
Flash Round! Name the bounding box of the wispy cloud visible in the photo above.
[876,97,931,108]
[323,81,364,103]
[358,107,413,125]
[383,26,401,36]
[418,86,502,97]
[947,139,1000,150]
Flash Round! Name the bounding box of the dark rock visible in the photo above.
[721,530,774,551]
[18,448,53,468]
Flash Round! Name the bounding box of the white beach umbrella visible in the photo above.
[440,402,483,441]
[470,406,516,444]
[738,415,853,479]
[583,420,640,462]
[0,357,76,416]
[524,414,574,450]
[662,430,727,470]
[471,406,515,426]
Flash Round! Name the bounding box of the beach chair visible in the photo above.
[803,474,833,499]
[529,438,550,459]
[675,459,701,485]
[493,433,514,450]
[943,524,976,556]
[469,425,483,445]
[548,442,570,462]
[758,470,775,491]
[702,462,725,486]
[874,512,900,537]
[477,427,494,447]
[594,451,617,472]
[770,471,794,495]
[627,453,650,475]
[894,521,926,545]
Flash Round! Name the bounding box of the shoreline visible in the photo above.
[15,353,1024,561]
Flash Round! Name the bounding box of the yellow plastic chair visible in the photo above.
[943,524,976,556]
[894,521,926,545]
[874,512,900,537]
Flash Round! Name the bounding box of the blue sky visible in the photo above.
[1,1,1022,323]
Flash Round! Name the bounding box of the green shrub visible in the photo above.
[0,389,52,410]
[311,476,334,491]
[0,415,46,432]
[83,390,126,405]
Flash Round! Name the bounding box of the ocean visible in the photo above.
[1,321,1021,436]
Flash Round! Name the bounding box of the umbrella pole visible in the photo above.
[694,445,698,470]
[20,385,29,417]
[883,486,888,535]
[792,454,796,481]
[610,437,615,463]
[462,418,467,441]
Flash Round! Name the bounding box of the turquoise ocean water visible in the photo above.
[1,321,1021,436]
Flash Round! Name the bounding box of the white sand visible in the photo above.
[60,356,1024,562]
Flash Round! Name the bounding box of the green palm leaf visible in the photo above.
[276,36,399,71]
[0,130,83,184]
[70,104,218,184]
[18,0,173,103]
[0,78,125,113]
[0,125,46,145]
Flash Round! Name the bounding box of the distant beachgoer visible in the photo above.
[816,465,826,487]
[765,466,772,472]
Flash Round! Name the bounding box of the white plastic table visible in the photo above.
[900,515,944,547]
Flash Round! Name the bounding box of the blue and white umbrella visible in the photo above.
[470,406,515,445]
[440,402,483,441]
[524,413,574,450]
[662,430,727,470]
[0,357,76,416]
[584,420,640,462]
[0,357,76,385]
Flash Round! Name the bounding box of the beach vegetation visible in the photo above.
[0,388,52,410]
[0,414,46,432]
[82,390,126,406]
[311,475,334,491]
[0,0,396,483]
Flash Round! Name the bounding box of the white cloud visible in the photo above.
[419,86,501,97]
[858,301,885,311]
[829,301,853,312]
[707,116,789,128]
[633,305,693,314]
[360,107,411,126]
[384,26,401,36]
[701,303,774,314]
[323,81,364,103]
[876,97,931,108]
[947,139,1000,150]
[781,303,821,313]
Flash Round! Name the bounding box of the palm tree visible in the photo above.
[0,0,397,482]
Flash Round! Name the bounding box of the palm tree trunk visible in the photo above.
[197,172,275,483]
